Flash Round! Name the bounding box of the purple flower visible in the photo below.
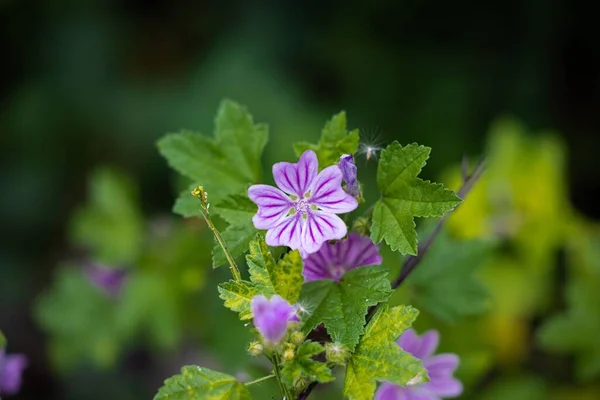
[0,350,28,397]
[84,263,127,297]
[251,295,297,344]
[338,154,359,197]
[375,329,462,400]
[248,150,358,256]
[302,233,382,282]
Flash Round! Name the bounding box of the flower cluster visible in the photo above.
[375,329,462,400]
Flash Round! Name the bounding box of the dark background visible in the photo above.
[1,0,599,398]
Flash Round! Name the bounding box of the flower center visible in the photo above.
[295,199,311,214]
[328,264,347,281]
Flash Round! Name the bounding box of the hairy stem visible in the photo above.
[200,209,242,281]
[271,353,293,399]
[244,374,276,386]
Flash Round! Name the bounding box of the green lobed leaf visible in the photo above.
[154,365,251,400]
[70,167,144,265]
[370,142,462,255]
[293,111,359,168]
[212,223,256,268]
[220,236,304,319]
[281,341,334,391]
[344,305,427,400]
[158,100,268,213]
[299,265,391,350]
[407,228,495,322]
[275,250,304,304]
[217,280,259,321]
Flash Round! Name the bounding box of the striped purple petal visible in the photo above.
[376,329,462,400]
[248,184,293,229]
[301,211,347,255]
[309,165,358,214]
[398,329,439,360]
[273,150,318,197]
[265,213,303,251]
[302,233,382,282]
[339,154,360,197]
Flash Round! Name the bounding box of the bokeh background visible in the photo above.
[1,1,600,399]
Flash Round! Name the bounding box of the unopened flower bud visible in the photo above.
[281,347,296,361]
[191,186,208,206]
[290,331,305,345]
[247,341,263,356]
[352,217,370,236]
[325,342,349,365]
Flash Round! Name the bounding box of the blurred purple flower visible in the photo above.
[251,295,297,344]
[338,154,359,197]
[302,233,382,282]
[375,329,462,400]
[0,350,28,397]
[84,263,127,297]
[248,150,358,257]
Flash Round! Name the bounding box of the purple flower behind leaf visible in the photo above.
[84,263,127,297]
[338,154,359,197]
[0,350,28,397]
[248,150,358,257]
[302,233,382,282]
[375,329,462,400]
[251,295,297,344]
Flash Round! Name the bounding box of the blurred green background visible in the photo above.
[1,1,600,399]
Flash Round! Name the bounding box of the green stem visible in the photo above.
[271,353,292,399]
[199,208,242,281]
[245,374,276,386]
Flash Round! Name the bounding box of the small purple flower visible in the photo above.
[375,329,462,400]
[248,150,358,256]
[302,233,382,282]
[338,154,359,197]
[84,263,127,297]
[0,350,28,397]
[251,295,297,344]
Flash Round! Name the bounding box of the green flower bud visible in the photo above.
[282,347,295,361]
[247,341,263,356]
[290,331,305,345]
[352,217,370,236]
[325,342,349,365]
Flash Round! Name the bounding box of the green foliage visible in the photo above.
[344,305,427,400]
[158,100,268,217]
[154,366,251,400]
[0,329,6,349]
[538,275,600,381]
[211,195,258,268]
[407,229,495,322]
[293,111,359,168]
[299,266,391,349]
[370,142,461,255]
[281,341,334,391]
[70,168,143,265]
[218,235,304,319]
[218,280,259,321]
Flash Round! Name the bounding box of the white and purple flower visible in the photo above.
[302,233,382,282]
[0,349,27,397]
[375,329,462,400]
[338,154,359,198]
[251,295,297,344]
[248,150,358,256]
